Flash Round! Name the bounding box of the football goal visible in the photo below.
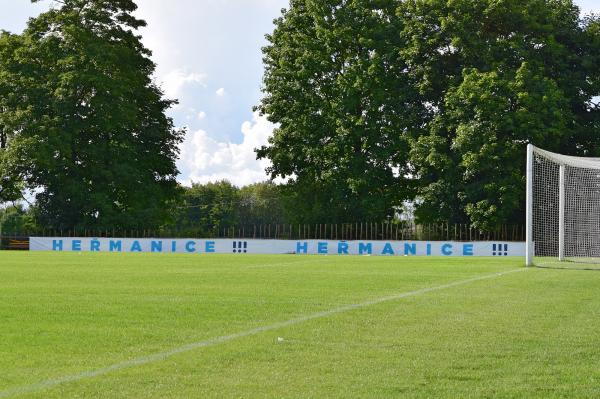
[526,144,600,269]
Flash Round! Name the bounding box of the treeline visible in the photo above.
[1,179,400,235]
[170,180,414,233]
[256,0,600,230]
[169,181,289,236]
[0,181,288,235]
[1,0,600,233]
[0,190,525,242]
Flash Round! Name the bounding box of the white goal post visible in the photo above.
[526,144,600,267]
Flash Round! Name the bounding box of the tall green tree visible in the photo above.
[403,0,600,229]
[256,0,417,223]
[258,0,600,228]
[0,0,183,230]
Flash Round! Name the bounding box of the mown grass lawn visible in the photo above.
[0,252,598,398]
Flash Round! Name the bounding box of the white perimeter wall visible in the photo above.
[30,237,525,257]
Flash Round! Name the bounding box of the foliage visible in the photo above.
[172,181,239,236]
[256,0,416,223]
[0,0,183,230]
[402,0,600,229]
[258,0,600,228]
[0,204,38,233]
[237,182,288,226]
[168,181,289,235]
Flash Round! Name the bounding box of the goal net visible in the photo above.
[527,144,600,268]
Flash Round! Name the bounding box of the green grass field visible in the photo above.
[1,252,599,398]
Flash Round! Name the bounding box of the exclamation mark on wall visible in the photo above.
[232,241,248,254]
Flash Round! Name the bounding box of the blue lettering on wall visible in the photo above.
[463,244,474,256]
[52,240,63,251]
[90,240,101,252]
[151,241,163,253]
[441,244,453,256]
[32,237,518,257]
[131,241,142,252]
[338,242,349,254]
[185,241,196,253]
[382,243,395,255]
[404,243,416,256]
[296,242,308,254]
[109,240,122,252]
[359,243,372,255]
[72,240,81,251]
[318,242,328,254]
[206,241,215,253]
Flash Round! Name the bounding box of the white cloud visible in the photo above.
[577,0,600,14]
[178,112,276,186]
[216,87,226,97]
[161,69,208,99]
[198,111,207,120]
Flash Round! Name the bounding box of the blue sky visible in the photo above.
[1,0,598,186]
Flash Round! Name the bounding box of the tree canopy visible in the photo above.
[169,181,288,236]
[256,0,416,223]
[402,0,600,228]
[2,0,599,231]
[257,0,600,228]
[0,0,183,230]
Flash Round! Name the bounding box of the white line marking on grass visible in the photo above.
[0,267,525,398]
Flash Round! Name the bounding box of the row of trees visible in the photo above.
[0,0,183,231]
[2,179,404,234]
[1,0,600,232]
[171,181,287,236]
[0,181,286,235]
[256,0,600,229]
